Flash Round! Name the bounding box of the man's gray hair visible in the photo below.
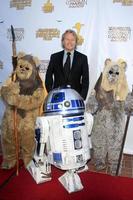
[61,29,78,49]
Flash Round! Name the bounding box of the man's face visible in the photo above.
[107,65,120,84]
[63,33,76,51]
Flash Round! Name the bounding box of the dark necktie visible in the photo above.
[64,52,71,81]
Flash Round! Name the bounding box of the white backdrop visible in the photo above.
[0,0,133,153]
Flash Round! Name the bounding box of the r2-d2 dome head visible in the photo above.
[44,86,85,116]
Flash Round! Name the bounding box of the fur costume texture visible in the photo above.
[86,59,133,175]
[1,53,46,169]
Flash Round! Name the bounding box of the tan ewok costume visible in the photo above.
[1,53,46,169]
[86,59,133,175]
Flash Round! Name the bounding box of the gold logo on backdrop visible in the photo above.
[113,0,133,6]
[39,60,49,73]
[0,60,3,69]
[73,22,84,45]
[108,27,131,42]
[42,0,54,13]
[36,28,60,40]
[66,0,87,8]
[10,0,32,10]
[7,28,24,41]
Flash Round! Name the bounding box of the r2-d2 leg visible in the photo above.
[27,117,51,184]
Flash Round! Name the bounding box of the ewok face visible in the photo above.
[16,59,33,80]
[107,65,120,84]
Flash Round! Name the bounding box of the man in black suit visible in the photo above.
[45,29,89,100]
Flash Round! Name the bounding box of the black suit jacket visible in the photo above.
[45,50,89,100]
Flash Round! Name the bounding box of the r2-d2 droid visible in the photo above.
[27,86,93,193]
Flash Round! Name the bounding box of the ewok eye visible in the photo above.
[109,70,113,74]
[25,67,29,70]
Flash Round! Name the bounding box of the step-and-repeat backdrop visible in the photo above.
[0,0,133,153]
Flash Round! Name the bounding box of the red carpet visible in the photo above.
[0,157,133,200]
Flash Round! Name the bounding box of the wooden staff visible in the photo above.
[11,25,19,175]
[115,85,133,176]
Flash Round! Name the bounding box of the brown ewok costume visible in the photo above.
[1,53,46,169]
[86,59,133,175]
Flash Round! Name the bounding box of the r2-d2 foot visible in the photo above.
[59,169,83,193]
